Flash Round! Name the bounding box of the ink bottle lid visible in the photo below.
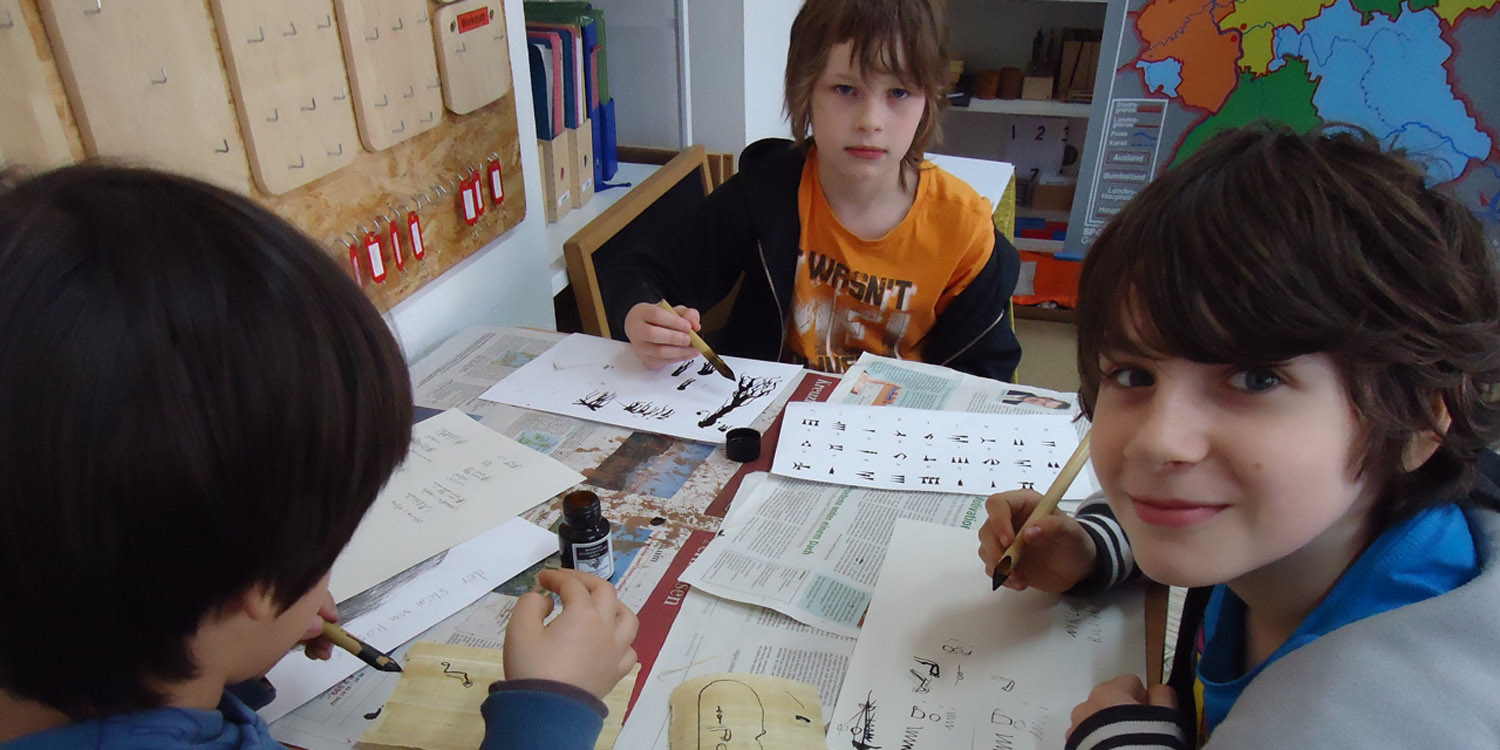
[559,490,614,580]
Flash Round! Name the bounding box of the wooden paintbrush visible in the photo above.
[992,432,1092,590]
[656,299,735,380]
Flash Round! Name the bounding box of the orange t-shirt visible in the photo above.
[786,151,996,373]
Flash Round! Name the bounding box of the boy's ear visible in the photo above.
[231,583,279,623]
[1401,399,1451,473]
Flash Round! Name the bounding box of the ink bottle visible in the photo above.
[558,490,614,580]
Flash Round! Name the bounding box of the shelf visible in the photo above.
[1015,237,1065,254]
[955,98,1093,118]
[547,162,663,295]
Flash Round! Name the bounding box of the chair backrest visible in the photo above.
[563,144,714,338]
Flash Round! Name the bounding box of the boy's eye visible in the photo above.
[1104,367,1153,388]
[833,84,857,96]
[889,88,911,100]
[1228,369,1282,393]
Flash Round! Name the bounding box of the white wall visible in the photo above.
[383,0,555,363]
[687,0,799,157]
[739,1,800,147]
[589,0,686,149]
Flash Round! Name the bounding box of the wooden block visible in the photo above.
[565,118,593,208]
[39,0,248,192]
[334,0,445,152]
[0,0,73,169]
[211,0,360,194]
[432,0,511,115]
[538,136,572,223]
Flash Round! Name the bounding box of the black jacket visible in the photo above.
[604,138,1023,381]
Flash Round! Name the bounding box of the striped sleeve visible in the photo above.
[1065,704,1188,750]
[1066,493,1139,595]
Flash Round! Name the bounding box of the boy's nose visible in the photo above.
[1124,389,1209,470]
[855,99,883,132]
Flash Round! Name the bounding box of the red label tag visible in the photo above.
[487,159,504,205]
[461,175,480,225]
[388,219,405,271]
[472,169,486,217]
[408,211,425,259]
[364,231,387,283]
[346,240,363,286]
[457,7,489,33]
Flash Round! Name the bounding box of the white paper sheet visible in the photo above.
[330,408,583,601]
[827,519,1145,750]
[260,518,556,723]
[773,403,1086,495]
[680,473,988,636]
[477,333,802,444]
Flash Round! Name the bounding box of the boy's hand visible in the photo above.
[1067,675,1177,739]
[977,489,1096,593]
[299,592,339,661]
[503,569,639,698]
[623,302,701,369]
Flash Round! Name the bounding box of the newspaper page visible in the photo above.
[678,471,987,637]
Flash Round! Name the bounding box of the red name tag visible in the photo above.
[457,8,489,33]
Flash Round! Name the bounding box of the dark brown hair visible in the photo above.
[1076,123,1500,528]
[0,164,413,717]
[784,0,949,174]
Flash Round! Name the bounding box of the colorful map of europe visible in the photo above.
[1068,0,1499,254]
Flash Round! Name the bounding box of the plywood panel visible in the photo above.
[333,0,444,152]
[39,0,248,192]
[0,0,73,168]
[432,0,512,115]
[211,0,360,194]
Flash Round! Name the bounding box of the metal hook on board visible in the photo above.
[247,26,265,43]
[455,40,466,54]
[84,0,101,16]
[213,139,230,154]
[374,94,390,108]
[288,154,306,170]
[392,16,404,31]
[488,152,500,162]
[332,88,348,102]
[421,110,435,124]
[266,107,279,122]
[282,21,296,37]
[365,25,379,41]
[149,68,168,85]
[391,119,406,134]
[301,97,317,112]
[403,84,415,99]
[317,15,332,30]
[416,9,429,24]
[1,9,14,29]
[327,142,344,157]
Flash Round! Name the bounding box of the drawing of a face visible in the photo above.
[697,679,767,749]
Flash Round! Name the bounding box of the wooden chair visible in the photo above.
[562,144,715,338]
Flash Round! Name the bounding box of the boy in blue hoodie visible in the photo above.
[0,165,637,750]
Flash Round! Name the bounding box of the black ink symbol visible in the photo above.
[980,437,997,443]
[893,452,907,460]
[921,476,940,485]
[830,467,836,475]
[698,361,715,376]
[803,418,820,426]
[623,401,675,420]
[1020,481,1035,490]
[801,440,813,447]
[924,433,935,440]
[833,421,847,431]
[794,462,810,470]
[697,375,782,428]
[363,706,383,720]
[441,661,474,687]
[984,458,1001,465]
[856,470,875,481]
[859,449,877,455]
[951,457,969,464]
[895,431,906,438]
[923,455,936,463]
[672,361,693,376]
[1014,459,1032,468]
[957,479,964,487]
[1042,440,1056,447]
[942,638,973,655]
[907,657,940,693]
[677,378,696,391]
[575,390,615,411]
[1014,439,1024,446]
[1048,460,1060,469]
[829,444,844,451]
[891,474,905,483]
[863,428,876,433]
[797,715,812,723]
[848,692,880,750]
[949,435,970,443]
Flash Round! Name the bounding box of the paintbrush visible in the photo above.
[322,621,403,672]
[992,432,1092,591]
[656,299,735,380]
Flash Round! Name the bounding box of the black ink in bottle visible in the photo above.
[559,490,614,580]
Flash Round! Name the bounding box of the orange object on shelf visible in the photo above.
[1013,250,1082,309]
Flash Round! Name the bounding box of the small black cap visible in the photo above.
[725,427,761,462]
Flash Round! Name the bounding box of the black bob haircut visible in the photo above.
[0,164,413,717]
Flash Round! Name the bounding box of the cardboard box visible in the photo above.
[565,116,595,209]
[1030,179,1077,212]
[1021,76,1054,101]
[538,136,573,223]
